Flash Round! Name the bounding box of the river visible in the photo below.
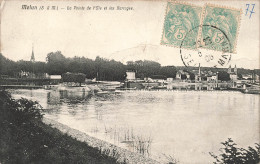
[10,89,259,164]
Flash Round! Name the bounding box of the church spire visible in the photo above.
[30,43,35,62]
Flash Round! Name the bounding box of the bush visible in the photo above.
[62,72,85,85]
[209,138,260,164]
[0,91,43,124]
[0,91,118,164]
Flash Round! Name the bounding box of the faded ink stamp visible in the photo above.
[161,2,203,49]
[180,25,232,68]
[200,4,241,53]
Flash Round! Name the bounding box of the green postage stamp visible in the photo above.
[161,2,241,53]
[161,3,203,49]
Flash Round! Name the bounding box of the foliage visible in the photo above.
[1,53,258,81]
[160,66,177,78]
[126,60,160,78]
[46,51,67,75]
[126,60,177,79]
[0,91,118,164]
[237,73,243,79]
[209,138,260,164]
[0,53,17,76]
[218,71,231,81]
[95,56,126,81]
[62,72,86,85]
[189,73,195,80]
[0,91,43,124]
[181,74,187,80]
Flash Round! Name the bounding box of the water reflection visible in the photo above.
[47,90,91,105]
[10,89,260,164]
[166,83,217,90]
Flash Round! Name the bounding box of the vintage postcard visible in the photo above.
[0,0,259,164]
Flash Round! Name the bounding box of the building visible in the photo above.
[175,71,182,80]
[241,74,252,80]
[207,74,217,82]
[126,71,136,81]
[245,70,260,83]
[228,65,238,81]
[176,70,190,81]
[49,75,62,84]
[194,63,202,82]
[254,74,259,83]
[20,70,30,78]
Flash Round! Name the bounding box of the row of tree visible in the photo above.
[0,51,248,81]
[0,54,46,75]
[0,52,178,81]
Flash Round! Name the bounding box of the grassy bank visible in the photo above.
[0,91,118,164]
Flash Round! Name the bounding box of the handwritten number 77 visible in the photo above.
[245,4,255,19]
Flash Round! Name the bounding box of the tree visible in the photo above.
[17,60,33,72]
[160,66,177,78]
[62,72,85,86]
[181,74,187,80]
[75,73,86,86]
[218,71,230,81]
[46,51,67,75]
[237,73,243,79]
[93,57,126,81]
[126,60,161,78]
[189,73,195,80]
[0,54,3,75]
[0,53,18,76]
[34,62,46,73]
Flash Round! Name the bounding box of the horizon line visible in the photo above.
[1,53,259,70]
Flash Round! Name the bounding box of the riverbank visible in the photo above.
[0,90,161,164]
[43,118,160,164]
[0,91,118,164]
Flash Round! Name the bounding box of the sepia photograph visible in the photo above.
[0,0,259,164]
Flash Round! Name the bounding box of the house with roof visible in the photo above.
[207,74,218,82]
[176,70,190,81]
[49,75,61,84]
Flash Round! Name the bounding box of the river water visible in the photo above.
[10,89,259,164]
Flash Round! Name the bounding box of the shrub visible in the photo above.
[0,91,43,124]
[209,138,260,164]
[0,90,118,163]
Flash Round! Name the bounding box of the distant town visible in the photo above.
[0,47,259,94]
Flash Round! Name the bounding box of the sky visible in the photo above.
[1,0,259,69]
